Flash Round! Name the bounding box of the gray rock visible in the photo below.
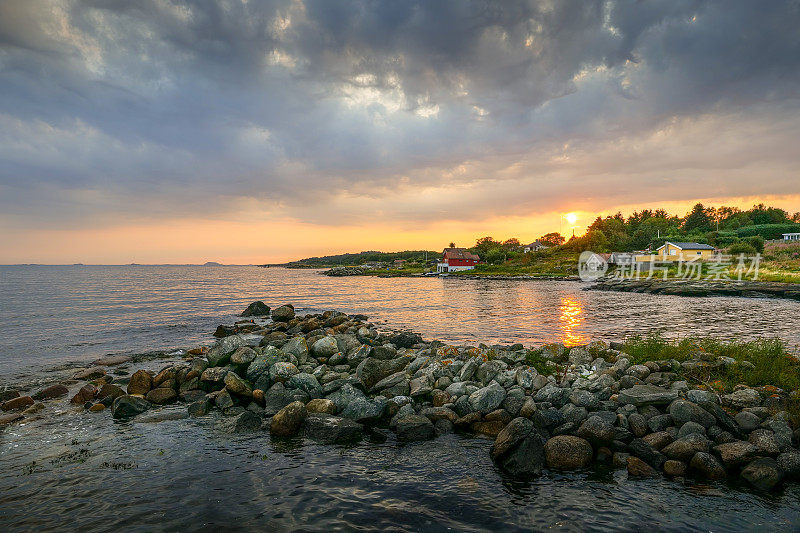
[287,373,321,396]
[577,415,615,447]
[722,388,762,409]
[534,384,570,406]
[200,366,229,384]
[689,451,726,480]
[735,411,761,432]
[515,368,538,389]
[241,301,270,317]
[409,373,435,397]
[661,433,710,462]
[468,382,507,413]
[628,413,648,437]
[371,345,398,360]
[686,389,717,404]
[677,421,706,438]
[741,457,783,491]
[230,346,257,365]
[303,413,363,444]
[669,400,715,428]
[459,358,480,381]
[647,414,674,433]
[207,335,249,367]
[749,429,781,455]
[628,438,667,469]
[270,362,299,383]
[222,411,262,433]
[357,357,410,390]
[312,336,339,358]
[111,395,151,419]
[396,415,435,442]
[618,385,677,407]
[777,451,800,480]
[340,397,386,424]
[569,389,599,410]
[503,388,526,417]
[187,398,211,417]
[491,417,548,478]
[263,382,294,416]
[714,440,759,467]
[327,383,366,412]
[283,337,309,364]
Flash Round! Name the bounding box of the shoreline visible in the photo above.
[3,302,799,492]
[587,278,800,300]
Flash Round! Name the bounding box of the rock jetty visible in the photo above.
[587,279,800,300]
[5,302,800,493]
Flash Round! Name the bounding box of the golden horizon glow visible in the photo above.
[565,212,578,225]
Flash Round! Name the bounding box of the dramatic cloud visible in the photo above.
[1,0,799,260]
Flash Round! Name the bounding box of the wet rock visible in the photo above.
[32,384,69,401]
[697,401,741,438]
[2,396,34,411]
[714,440,759,467]
[222,411,262,433]
[627,456,659,477]
[642,431,673,451]
[241,301,270,316]
[389,332,422,349]
[340,397,386,424]
[544,435,594,470]
[628,413,648,437]
[0,412,24,425]
[741,457,783,491]
[224,372,253,397]
[303,413,363,444]
[201,366,229,385]
[271,304,295,322]
[627,439,667,469]
[357,357,410,390]
[187,398,211,416]
[312,336,339,358]
[491,418,548,477]
[127,369,153,395]
[689,452,726,480]
[97,384,125,401]
[617,385,677,407]
[371,345,398,361]
[207,335,249,367]
[145,387,177,405]
[88,403,105,412]
[396,415,435,442]
[520,397,537,418]
[111,395,151,419]
[270,401,307,436]
[70,384,96,405]
[73,367,106,381]
[749,429,781,455]
[0,391,20,402]
[92,354,132,366]
[663,460,687,477]
[283,337,309,364]
[677,421,706,438]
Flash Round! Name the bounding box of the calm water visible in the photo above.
[1,265,799,532]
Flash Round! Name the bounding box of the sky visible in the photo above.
[1,0,799,264]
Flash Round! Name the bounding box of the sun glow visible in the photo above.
[565,212,578,225]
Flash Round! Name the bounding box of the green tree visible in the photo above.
[539,232,565,246]
[683,203,713,233]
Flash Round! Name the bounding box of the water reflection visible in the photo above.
[559,296,589,346]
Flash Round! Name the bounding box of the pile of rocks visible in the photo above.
[10,302,798,492]
[587,278,800,300]
[322,267,366,276]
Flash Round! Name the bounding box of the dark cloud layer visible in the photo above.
[1,0,800,229]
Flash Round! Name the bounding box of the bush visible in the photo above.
[727,242,758,255]
[737,223,800,240]
[743,235,765,253]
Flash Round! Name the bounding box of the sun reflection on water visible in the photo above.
[559,296,589,346]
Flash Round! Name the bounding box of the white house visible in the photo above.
[436,247,480,273]
[523,241,549,253]
[783,233,800,241]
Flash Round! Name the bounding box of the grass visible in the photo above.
[621,333,800,420]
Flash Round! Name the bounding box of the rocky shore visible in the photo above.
[3,302,799,492]
[587,278,800,300]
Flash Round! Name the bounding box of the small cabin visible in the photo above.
[523,241,549,253]
[656,241,715,261]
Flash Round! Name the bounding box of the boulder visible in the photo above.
[303,413,363,444]
[340,397,386,424]
[73,367,106,381]
[468,382,507,413]
[663,460,687,477]
[689,452,727,480]
[544,435,594,470]
[714,440,759,467]
[577,415,616,447]
[224,372,253,397]
[230,347,257,365]
[271,304,295,322]
[32,384,69,401]
[111,395,151,419]
[409,374,435,397]
[187,398,211,417]
[70,384,96,405]
[283,337,309,364]
[269,362,299,383]
[207,335,249,367]
[1,396,34,411]
[145,387,177,405]
[492,418,548,478]
[722,388,762,409]
[617,385,677,407]
[270,401,308,436]
[669,400,715,428]
[777,451,800,480]
[312,336,339,358]
[396,415,435,442]
[306,398,337,414]
[627,456,659,478]
[241,301,270,317]
[661,434,710,462]
[97,384,126,401]
[389,332,422,349]
[128,370,153,396]
[201,366,229,384]
[357,357,410,390]
[741,457,783,491]
[749,429,781,455]
[222,411,262,433]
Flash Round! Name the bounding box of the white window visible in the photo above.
[669,249,676,256]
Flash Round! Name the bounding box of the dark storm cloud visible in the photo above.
[1,0,800,228]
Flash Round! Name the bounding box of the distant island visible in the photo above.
[203,261,223,266]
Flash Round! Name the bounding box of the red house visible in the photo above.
[437,247,480,273]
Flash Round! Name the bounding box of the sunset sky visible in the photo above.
[2,1,799,264]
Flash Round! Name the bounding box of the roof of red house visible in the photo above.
[442,248,480,261]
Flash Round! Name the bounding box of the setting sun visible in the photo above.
[565,212,578,225]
